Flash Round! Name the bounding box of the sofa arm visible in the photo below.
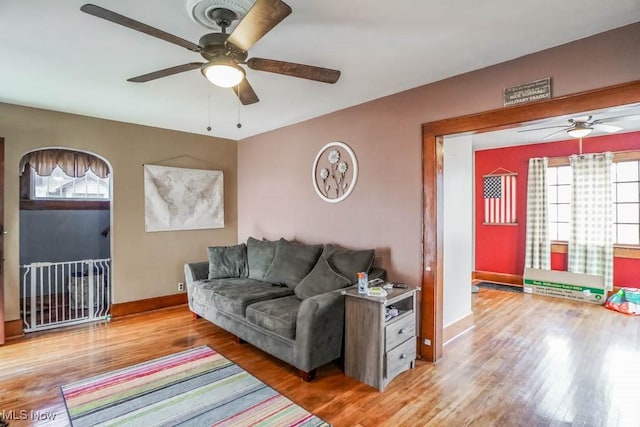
[184,261,209,287]
[368,267,386,282]
[294,289,345,372]
[185,261,209,314]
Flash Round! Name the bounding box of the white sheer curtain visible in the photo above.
[568,152,614,289]
[525,157,550,269]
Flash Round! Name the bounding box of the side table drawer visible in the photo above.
[385,314,415,350]
[385,337,416,382]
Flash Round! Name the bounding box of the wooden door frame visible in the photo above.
[1,137,4,345]
[420,80,640,362]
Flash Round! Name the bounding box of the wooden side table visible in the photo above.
[342,285,418,391]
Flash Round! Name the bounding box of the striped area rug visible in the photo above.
[61,346,330,426]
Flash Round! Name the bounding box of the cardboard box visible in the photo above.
[523,268,606,305]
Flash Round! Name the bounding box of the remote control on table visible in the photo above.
[393,283,408,289]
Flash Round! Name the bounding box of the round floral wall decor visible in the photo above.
[312,141,358,203]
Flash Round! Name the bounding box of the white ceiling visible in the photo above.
[1,0,639,140]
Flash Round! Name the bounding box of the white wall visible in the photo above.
[443,135,474,328]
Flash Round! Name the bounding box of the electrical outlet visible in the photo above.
[178,282,185,292]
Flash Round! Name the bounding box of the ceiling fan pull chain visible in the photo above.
[237,85,242,128]
[207,95,212,132]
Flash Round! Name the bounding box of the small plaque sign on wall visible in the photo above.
[503,78,551,107]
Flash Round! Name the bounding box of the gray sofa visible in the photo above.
[185,237,384,381]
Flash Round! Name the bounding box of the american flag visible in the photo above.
[483,175,517,224]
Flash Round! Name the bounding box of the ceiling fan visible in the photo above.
[517,115,631,139]
[80,0,341,105]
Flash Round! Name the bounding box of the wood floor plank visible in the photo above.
[1,288,638,426]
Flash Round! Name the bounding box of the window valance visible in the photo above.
[20,149,110,178]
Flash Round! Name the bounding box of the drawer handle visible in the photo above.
[400,353,407,359]
[398,328,406,334]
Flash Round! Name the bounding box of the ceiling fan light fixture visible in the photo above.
[201,59,245,88]
[567,126,593,139]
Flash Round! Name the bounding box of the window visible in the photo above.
[612,161,640,245]
[19,150,111,211]
[547,157,640,246]
[31,166,109,200]
[547,165,571,241]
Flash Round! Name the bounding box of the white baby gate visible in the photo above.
[21,258,111,332]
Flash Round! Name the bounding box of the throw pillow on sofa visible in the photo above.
[207,243,247,279]
[323,244,375,283]
[294,255,351,300]
[264,238,323,288]
[246,237,278,281]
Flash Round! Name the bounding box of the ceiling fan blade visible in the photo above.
[80,4,201,52]
[542,129,568,140]
[226,0,292,52]
[127,63,204,82]
[517,125,567,133]
[247,58,340,83]
[593,123,623,133]
[232,78,260,105]
[596,114,640,123]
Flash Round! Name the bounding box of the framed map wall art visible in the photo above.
[143,165,224,232]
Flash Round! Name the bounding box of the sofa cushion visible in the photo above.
[246,237,278,281]
[192,278,294,316]
[323,244,375,283]
[207,244,247,279]
[264,239,323,288]
[246,295,301,340]
[294,255,351,300]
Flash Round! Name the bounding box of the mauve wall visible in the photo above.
[238,23,640,285]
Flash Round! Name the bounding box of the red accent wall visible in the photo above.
[475,131,640,288]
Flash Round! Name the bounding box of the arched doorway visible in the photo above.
[18,148,112,332]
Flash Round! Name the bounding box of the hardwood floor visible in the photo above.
[1,288,638,426]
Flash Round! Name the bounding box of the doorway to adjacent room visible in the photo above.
[18,148,112,332]
[421,80,640,362]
